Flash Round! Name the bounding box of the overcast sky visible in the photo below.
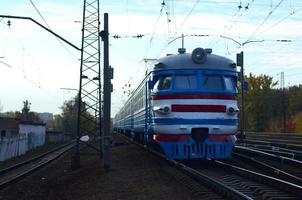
[0,0,302,116]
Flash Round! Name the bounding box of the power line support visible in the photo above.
[100,13,111,169]
[281,72,286,133]
[0,15,80,51]
[237,51,245,141]
[73,0,102,169]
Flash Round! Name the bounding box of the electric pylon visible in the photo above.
[72,0,102,169]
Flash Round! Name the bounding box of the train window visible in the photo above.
[224,77,236,91]
[159,76,172,90]
[203,75,224,90]
[174,75,197,89]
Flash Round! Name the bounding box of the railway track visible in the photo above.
[231,146,302,186]
[118,134,302,199]
[191,160,301,199]
[0,142,74,189]
[239,132,302,151]
[236,143,302,161]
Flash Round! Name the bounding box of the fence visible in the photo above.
[0,134,28,161]
[46,131,74,144]
[0,132,46,162]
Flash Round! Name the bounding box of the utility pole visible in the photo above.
[100,13,112,169]
[281,72,286,133]
[237,51,245,140]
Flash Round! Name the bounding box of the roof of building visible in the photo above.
[0,117,45,126]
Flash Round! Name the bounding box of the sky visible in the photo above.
[0,0,302,116]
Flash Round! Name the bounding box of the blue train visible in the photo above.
[113,47,239,159]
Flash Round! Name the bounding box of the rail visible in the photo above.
[0,142,74,189]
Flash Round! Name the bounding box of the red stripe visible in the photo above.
[153,135,189,142]
[172,105,226,112]
[152,94,236,100]
[208,135,236,142]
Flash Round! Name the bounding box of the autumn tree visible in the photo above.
[53,96,96,135]
[5,100,41,123]
[244,73,278,131]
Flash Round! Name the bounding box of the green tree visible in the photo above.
[5,101,41,123]
[244,73,278,131]
[53,114,64,132]
[53,96,96,135]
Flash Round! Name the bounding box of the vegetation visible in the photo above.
[243,73,302,133]
[53,96,96,135]
[5,100,42,123]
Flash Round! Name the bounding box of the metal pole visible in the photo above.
[240,52,245,140]
[181,34,184,49]
[72,0,87,170]
[0,15,80,51]
[102,13,111,169]
[97,0,102,159]
[237,51,244,141]
[281,72,286,133]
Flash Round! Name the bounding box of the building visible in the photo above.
[0,117,46,144]
[37,112,54,131]
[0,117,46,161]
[0,117,19,139]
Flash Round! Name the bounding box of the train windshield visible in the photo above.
[203,75,224,90]
[174,75,197,90]
[224,76,236,91]
[153,75,172,92]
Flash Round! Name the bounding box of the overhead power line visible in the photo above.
[143,1,166,58]
[254,7,302,38]
[29,0,78,59]
[111,34,146,39]
[156,0,201,58]
[244,0,285,44]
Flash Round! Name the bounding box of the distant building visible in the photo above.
[37,112,53,131]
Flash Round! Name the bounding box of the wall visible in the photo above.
[19,123,46,149]
[0,134,27,161]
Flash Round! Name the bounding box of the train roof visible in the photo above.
[154,48,237,72]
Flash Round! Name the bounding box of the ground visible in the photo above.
[0,135,210,200]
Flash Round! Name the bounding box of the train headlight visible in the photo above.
[153,106,170,114]
[192,48,207,64]
[227,106,239,115]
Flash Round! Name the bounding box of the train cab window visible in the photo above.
[224,77,236,91]
[203,75,224,90]
[174,75,197,90]
[158,76,172,90]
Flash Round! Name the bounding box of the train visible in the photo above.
[113,47,239,160]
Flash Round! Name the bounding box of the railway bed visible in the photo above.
[239,132,302,151]
[230,146,302,186]
[189,160,301,199]
[0,143,74,189]
[0,134,224,200]
[123,134,302,199]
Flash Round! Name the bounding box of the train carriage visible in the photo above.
[113,47,239,160]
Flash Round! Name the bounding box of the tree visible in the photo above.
[293,112,302,133]
[22,100,31,121]
[53,96,96,135]
[5,101,41,123]
[244,73,278,131]
[53,114,64,132]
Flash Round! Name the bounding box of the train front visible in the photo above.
[150,48,238,159]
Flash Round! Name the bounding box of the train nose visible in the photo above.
[191,128,209,143]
